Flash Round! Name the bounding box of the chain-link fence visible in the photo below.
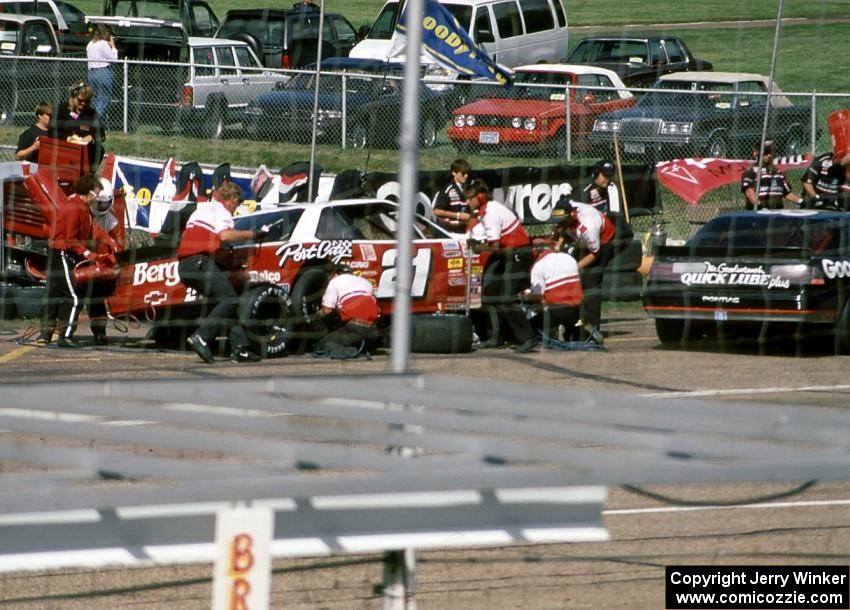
[2,54,849,240]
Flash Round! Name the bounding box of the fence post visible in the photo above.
[810,91,817,156]
[123,58,129,134]
[565,83,572,161]
[341,72,347,150]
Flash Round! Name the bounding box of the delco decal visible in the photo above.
[275,240,353,267]
[680,262,789,289]
[822,259,850,279]
[249,270,282,284]
[133,261,180,286]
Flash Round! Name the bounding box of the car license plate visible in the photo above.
[624,143,645,154]
[479,132,499,144]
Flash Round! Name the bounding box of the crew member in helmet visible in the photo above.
[37,174,118,347]
[90,177,120,237]
[314,263,381,357]
[578,161,619,215]
[464,179,537,353]
[741,140,801,210]
[550,199,616,345]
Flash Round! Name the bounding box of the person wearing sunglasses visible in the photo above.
[50,81,106,167]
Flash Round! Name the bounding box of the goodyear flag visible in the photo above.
[394,0,512,85]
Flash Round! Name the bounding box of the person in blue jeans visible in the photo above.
[86,24,117,122]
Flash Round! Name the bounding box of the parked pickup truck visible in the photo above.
[590,71,814,161]
[566,36,712,87]
[0,0,89,55]
[101,0,218,37]
[0,15,85,125]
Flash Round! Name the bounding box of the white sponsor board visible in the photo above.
[212,506,274,610]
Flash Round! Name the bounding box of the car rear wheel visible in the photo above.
[655,318,696,347]
[347,122,368,149]
[0,88,18,126]
[419,117,437,148]
[705,134,728,159]
[783,129,803,157]
[203,103,225,139]
[834,298,850,354]
[238,284,290,358]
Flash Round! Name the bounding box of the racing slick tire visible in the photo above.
[290,267,331,352]
[411,314,473,353]
[655,318,695,347]
[238,284,290,358]
[0,283,17,319]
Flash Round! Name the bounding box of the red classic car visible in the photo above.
[447,64,635,155]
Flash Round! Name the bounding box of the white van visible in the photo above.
[350,0,568,79]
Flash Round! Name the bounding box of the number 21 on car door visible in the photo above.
[375,248,432,298]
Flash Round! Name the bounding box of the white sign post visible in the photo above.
[212,506,274,610]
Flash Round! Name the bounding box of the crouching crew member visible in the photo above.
[38,174,117,347]
[178,182,267,364]
[551,200,616,344]
[522,246,584,342]
[801,149,850,209]
[315,263,381,356]
[465,179,537,353]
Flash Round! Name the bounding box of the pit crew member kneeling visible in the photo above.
[521,246,584,343]
[314,263,381,358]
[178,182,270,364]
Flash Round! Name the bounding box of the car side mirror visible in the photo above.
[357,24,370,40]
[738,99,750,108]
[476,29,495,44]
[35,44,54,55]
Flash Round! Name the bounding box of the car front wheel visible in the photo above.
[705,134,728,159]
[419,117,437,148]
[347,122,368,149]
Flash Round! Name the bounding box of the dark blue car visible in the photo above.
[242,57,450,149]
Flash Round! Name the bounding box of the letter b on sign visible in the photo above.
[212,507,273,610]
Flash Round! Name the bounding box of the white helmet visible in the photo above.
[91,177,114,217]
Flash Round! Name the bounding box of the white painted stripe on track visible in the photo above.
[605,498,850,516]
[642,384,850,398]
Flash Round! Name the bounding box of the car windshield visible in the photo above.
[688,215,845,256]
[54,0,85,24]
[568,39,649,64]
[367,1,472,40]
[316,203,450,241]
[640,80,735,107]
[515,71,574,101]
[111,0,181,21]
[284,71,383,95]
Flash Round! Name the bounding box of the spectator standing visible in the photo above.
[801,150,850,209]
[522,247,584,342]
[433,158,472,233]
[15,102,52,163]
[86,24,117,122]
[551,200,616,344]
[314,263,381,357]
[51,81,106,167]
[741,140,800,210]
[37,174,117,347]
[177,183,267,364]
[465,179,537,353]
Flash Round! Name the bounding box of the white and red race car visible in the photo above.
[106,199,486,355]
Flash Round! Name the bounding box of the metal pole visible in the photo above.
[756,0,784,171]
[389,0,423,374]
[307,0,326,202]
[810,90,817,156]
[381,549,417,610]
[122,58,128,134]
[341,72,348,149]
[565,83,571,161]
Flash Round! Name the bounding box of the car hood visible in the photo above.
[250,90,349,109]
[454,98,561,117]
[349,37,436,66]
[596,103,717,123]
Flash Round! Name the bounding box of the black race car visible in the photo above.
[644,210,850,351]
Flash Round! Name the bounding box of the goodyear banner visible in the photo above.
[395,0,512,85]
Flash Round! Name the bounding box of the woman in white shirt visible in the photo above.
[86,25,118,122]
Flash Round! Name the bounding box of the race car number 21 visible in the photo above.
[375,248,432,298]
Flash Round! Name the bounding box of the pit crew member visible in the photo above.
[741,140,801,210]
[314,263,381,357]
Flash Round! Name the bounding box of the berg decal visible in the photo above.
[275,240,353,267]
[133,261,180,287]
[822,259,850,279]
[679,262,789,289]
